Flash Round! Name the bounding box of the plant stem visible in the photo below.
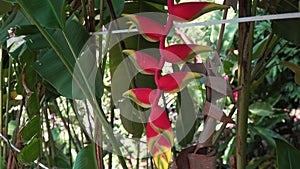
[54,100,80,152]
[80,0,89,30]
[44,103,55,167]
[95,101,104,169]
[66,102,73,168]
[212,105,236,145]
[88,0,95,32]
[0,45,2,161]
[236,0,254,168]
[4,56,13,160]
[216,0,230,54]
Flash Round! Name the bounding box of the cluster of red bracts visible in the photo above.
[122,1,228,169]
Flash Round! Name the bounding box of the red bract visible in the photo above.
[148,106,171,131]
[168,0,228,22]
[161,44,212,64]
[122,88,156,108]
[147,106,173,169]
[123,50,160,75]
[126,15,165,42]
[158,72,201,93]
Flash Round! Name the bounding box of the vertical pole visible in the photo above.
[236,0,253,168]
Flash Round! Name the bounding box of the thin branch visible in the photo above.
[53,100,80,152]
[216,0,230,54]
[213,105,237,145]
[0,133,49,169]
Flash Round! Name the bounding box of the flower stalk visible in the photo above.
[123,1,229,168]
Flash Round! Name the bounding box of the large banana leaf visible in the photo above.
[32,17,103,99]
[17,0,65,29]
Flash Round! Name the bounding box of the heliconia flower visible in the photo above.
[147,106,174,169]
[233,91,238,102]
[126,15,165,42]
[123,50,160,75]
[158,72,202,93]
[122,88,156,108]
[168,0,228,22]
[160,44,212,64]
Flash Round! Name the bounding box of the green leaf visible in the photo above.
[176,88,197,147]
[120,114,145,138]
[0,10,31,46]
[26,93,40,118]
[249,102,273,116]
[19,49,38,92]
[124,1,166,13]
[276,139,300,169]
[280,62,300,86]
[8,38,27,59]
[0,157,5,168]
[33,18,103,99]
[252,35,277,60]
[53,156,71,169]
[25,33,50,51]
[246,156,269,169]
[99,0,125,20]
[73,144,98,169]
[145,0,167,5]
[265,0,300,44]
[17,0,65,29]
[17,138,42,163]
[253,126,286,147]
[0,0,12,14]
[272,19,300,45]
[20,116,41,142]
[223,136,236,164]
[1,0,15,2]
[119,99,146,138]
[8,120,16,136]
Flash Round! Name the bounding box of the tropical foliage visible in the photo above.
[0,0,299,169]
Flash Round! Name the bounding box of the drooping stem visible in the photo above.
[236,0,254,168]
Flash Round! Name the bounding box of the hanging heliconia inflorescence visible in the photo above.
[122,1,228,168]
